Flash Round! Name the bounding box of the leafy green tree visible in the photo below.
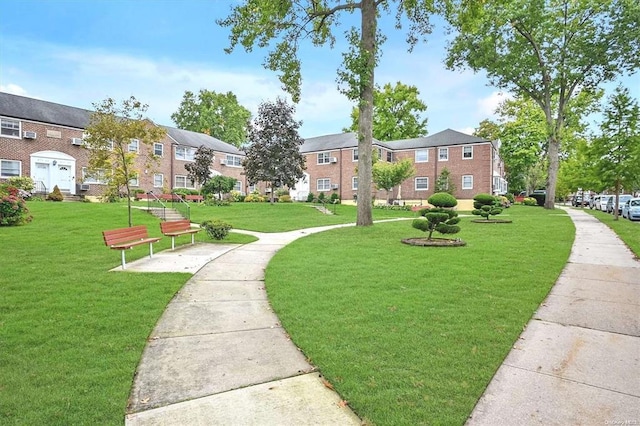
[171,90,251,147]
[446,0,640,209]
[590,85,640,219]
[473,119,501,142]
[372,158,415,203]
[218,0,439,226]
[344,82,428,141]
[202,175,237,201]
[243,98,306,203]
[84,97,166,227]
[184,146,216,192]
[435,167,456,195]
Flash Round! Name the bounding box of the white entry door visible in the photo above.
[56,164,74,193]
[33,162,50,191]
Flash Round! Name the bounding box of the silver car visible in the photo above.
[621,198,640,221]
[598,195,613,211]
[606,195,632,214]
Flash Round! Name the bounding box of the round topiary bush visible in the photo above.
[428,192,458,208]
[403,193,465,247]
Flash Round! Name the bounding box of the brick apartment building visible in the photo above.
[2,93,507,205]
[0,93,248,197]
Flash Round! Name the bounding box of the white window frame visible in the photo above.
[0,118,21,138]
[225,154,243,167]
[317,178,330,192]
[352,176,358,190]
[128,139,140,153]
[415,149,428,162]
[175,146,196,161]
[153,173,164,188]
[248,183,257,193]
[462,175,473,190]
[233,180,242,192]
[153,143,164,157]
[352,149,359,162]
[129,173,140,187]
[0,159,21,178]
[82,167,108,184]
[317,152,331,165]
[439,147,449,161]
[175,175,196,189]
[415,177,429,191]
[463,146,473,159]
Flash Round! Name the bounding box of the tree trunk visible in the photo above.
[356,0,376,226]
[545,136,559,209]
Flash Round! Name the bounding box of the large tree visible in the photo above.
[218,1,438,226]
[171,90,251,147]
[344,81,428,141]
[84,97,166,227]
[243,98,306,203]
[446,0,640,208]
[372,158,416,202]
[590,85,640,219]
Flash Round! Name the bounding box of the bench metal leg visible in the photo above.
[171,237,175,250]
[121,251,126,270]
[149,243,154,258]
[191,234,195,245]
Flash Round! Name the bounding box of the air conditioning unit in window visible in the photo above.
[79,184,90,191]
[71,138,84,146]
[329,157,338,163]
[331,184,339,190]
[23,131,37,139]
[220,158,227,165]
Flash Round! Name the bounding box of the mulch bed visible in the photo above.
[470,219,513,223]
[401,237,467,247]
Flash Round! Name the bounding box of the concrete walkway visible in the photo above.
[125,223,362,425]
[467,207,640,425]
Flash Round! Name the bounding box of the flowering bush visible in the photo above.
[0,187,33,226]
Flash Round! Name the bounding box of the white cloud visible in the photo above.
[0,83,29,96]
[477,91,513,118]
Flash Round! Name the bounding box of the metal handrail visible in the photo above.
[145,191,167,221]
[170,192,191,221]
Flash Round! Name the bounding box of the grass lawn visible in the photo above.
[266,205,574,425]
[581,207,640,257]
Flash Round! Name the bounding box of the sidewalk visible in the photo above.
[467,207,639,425]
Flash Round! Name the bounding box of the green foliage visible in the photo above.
[504,193,515,203]
[413,207,461,240]
[522,197,538,206]
[244,98,306,203]
[244,192,266,202]
[171,89,251,147]
[6,176,34,192]
[372,158,415,199]
[202,175,237,200]
[306,192,315,203]
[278,195,292,203]
[47,185,64,202]
[428,192,458,208]
[200,219,233,240]
[330,193,340,204]
[435,167,456,195]
[344,81,428,141]
[229,190,245,202]
[0,187,32,225]
[184,146,216,189]
[317,192,326,203]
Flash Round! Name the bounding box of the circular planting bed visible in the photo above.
[401,237,467,247]
[470,219,513,223]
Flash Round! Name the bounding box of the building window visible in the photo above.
[154,143,163,157]
[415,177,429,191]
[129,173,139,187]
[128,139,139,153]
[175,175,195,189]
[225,154,243,167]
[439,147,449,161]
[175,146,196,161]
[317,178,330,192]
[415,149,428,162]
[352,176,358,190]
[318,152,331,164]
[233,180,242,192]
[248,183,257,193]
[352,149,358,161]
[377,148,383,160]
[0,159,21,177]
[153,173,164,188]
[463,146,473,159]
[387,151,393,162]
[462,175,473,189]
[0,118,21,138]
[82,167,108,184]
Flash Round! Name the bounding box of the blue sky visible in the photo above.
[1,0,637,139]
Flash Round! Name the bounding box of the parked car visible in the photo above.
[621,198,640,221]
[572,195,585,207]
[590,195,600,209]
[606,194,633,214]
[598,195,613,211]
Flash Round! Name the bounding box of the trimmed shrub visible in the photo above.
[229,190,245,202]
[504,193,515,203]
[278,195,292,203]
[529,193,545,206]
[201,219,232,240]
[47,185,64,202]
[6,176,34,192]
[523,197,538,206]
[412,208,461,240]
[472,193,503,220]
[317,192,326,203]
[306,192,315,203]
[428,192,457,208]
[330,193,340,204]
[0,187,33,226]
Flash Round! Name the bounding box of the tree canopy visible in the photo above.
[84,97,166,227]
[243,98,306,203]
[218,0,439,225]
[171,90,251,147]
[344,82,428,141]
[446,0,640,208]
[184,146,216,192]
[372,158,416,202]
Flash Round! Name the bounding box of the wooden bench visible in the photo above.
[102,225,161,269]
[184,195,204,203]
[160,219,201,250]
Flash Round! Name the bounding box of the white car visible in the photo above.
[598,195,613,211]
[621,198,640,221]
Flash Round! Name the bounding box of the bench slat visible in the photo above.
[160,220,201,250]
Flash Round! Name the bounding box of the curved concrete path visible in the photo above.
[467,207,640,425]
[125,223,364,425]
